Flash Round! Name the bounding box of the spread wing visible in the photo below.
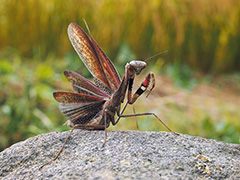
[67,22,121,94]
[64,70,109,99]
[53,92,106,126]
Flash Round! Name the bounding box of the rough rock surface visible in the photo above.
[0,130,239,179]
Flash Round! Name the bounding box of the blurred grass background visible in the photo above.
[0,0,240,151]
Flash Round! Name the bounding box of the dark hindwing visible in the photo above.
[54,92,107,128]
[59,101,105,125]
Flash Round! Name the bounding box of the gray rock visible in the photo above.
[0,130,239,179]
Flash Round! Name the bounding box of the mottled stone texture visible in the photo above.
[0,130,240,179]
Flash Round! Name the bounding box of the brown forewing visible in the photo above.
[53,92,105,104]
[88,32,121,91]
[67,23,112,92]
[64,70,110,98]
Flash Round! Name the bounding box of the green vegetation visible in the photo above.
[0,0,240,151]
[1,0,240,72]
